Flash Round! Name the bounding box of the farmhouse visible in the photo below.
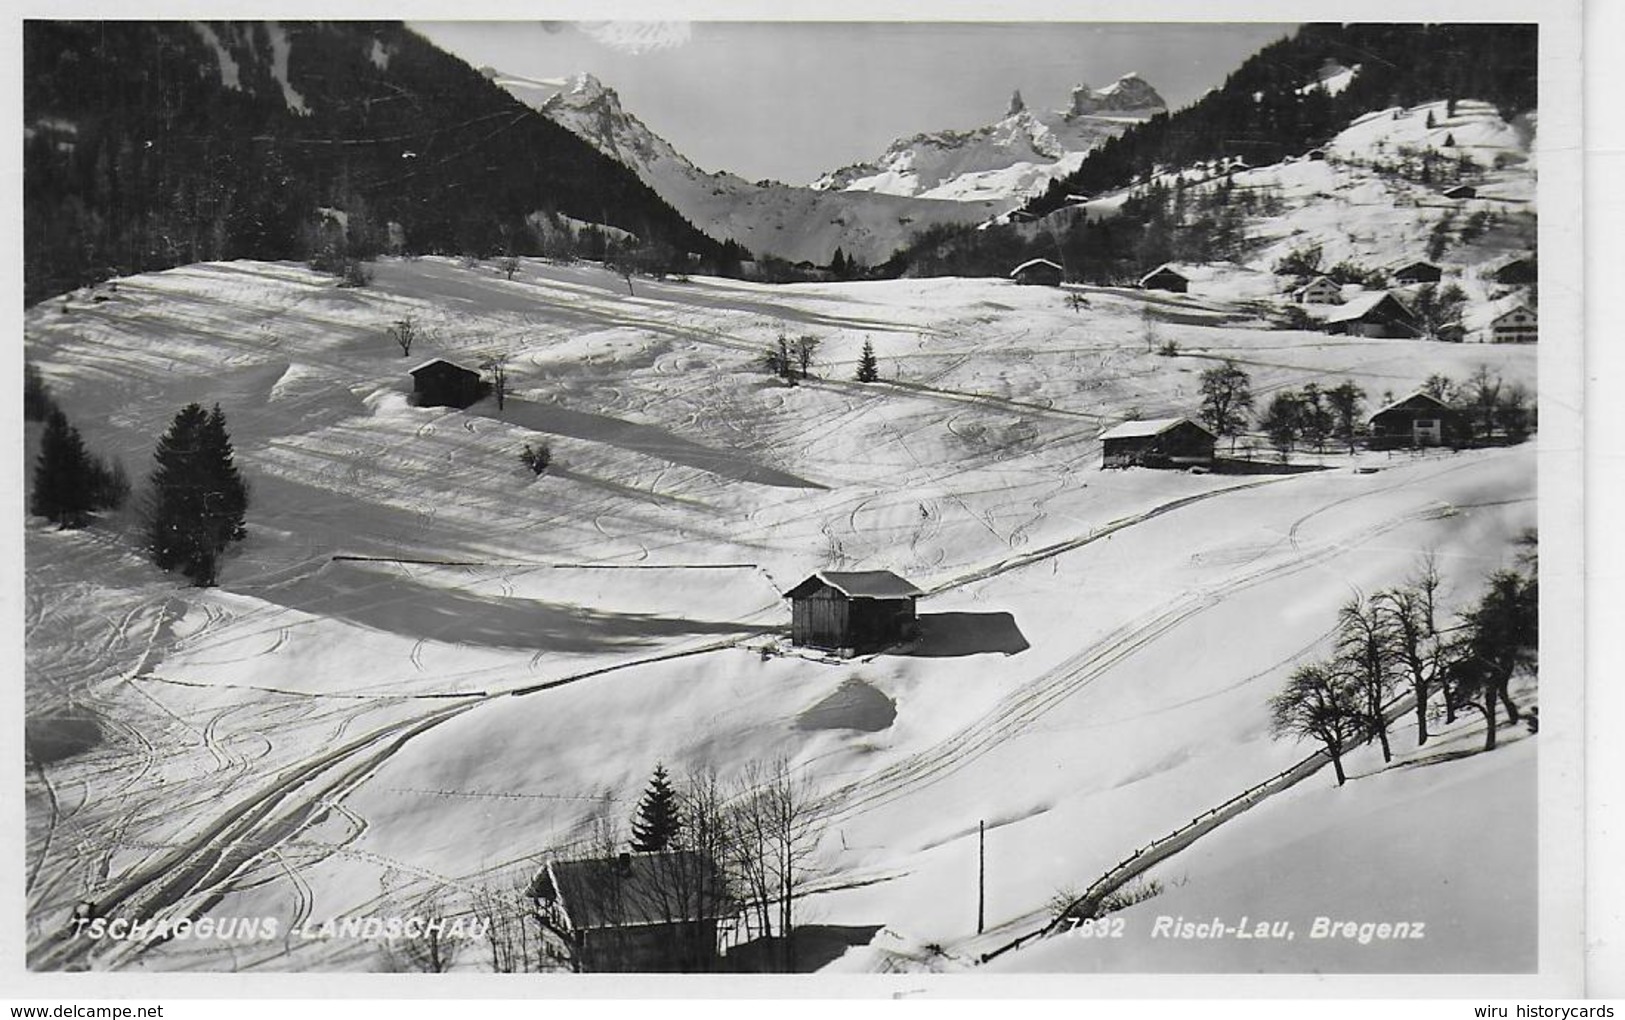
[1323,291,1422,338]
[1294,276,1344,305]
[1390,260,1443,285]
[1442,184,1477,200]
[1009,258,1064,286]
[1367,391,1466,449]
[1138,264,1190,293]
[1490,304,1538,343]
[1492,256,1537,286]
[1098,417,1217,468]
[785,570,922,656]
[530,851,735,973]
[409,358,484,409]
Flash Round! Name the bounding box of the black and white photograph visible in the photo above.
[9,3,1594,997]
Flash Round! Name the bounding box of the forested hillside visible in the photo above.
[23,21,725,304]
[884,23,1537,282]
[1022,22,1536,219]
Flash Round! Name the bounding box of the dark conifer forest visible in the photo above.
[24,21,725,304]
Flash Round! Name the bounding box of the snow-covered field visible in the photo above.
[23,257,1536,972]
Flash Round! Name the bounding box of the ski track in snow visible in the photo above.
[24,254,1538,971]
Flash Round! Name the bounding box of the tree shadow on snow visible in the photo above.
[899,612,1030,658]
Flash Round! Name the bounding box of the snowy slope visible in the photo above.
[493,71,1005,266]
[985,713,1536,973]
[24,258,1536,972]
[1044,98,1536,314]
[812,74,1166,203]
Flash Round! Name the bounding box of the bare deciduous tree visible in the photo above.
[389,313,420,358]
[1269,662,1364,786]
[482,354,509,411]
[1376,555,1447,747]
[1337,593,1399,763]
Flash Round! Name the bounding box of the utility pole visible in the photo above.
[977,819,986,935]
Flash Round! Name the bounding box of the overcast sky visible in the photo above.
[410,21,1295,184]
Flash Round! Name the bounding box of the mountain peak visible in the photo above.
[566,72,611,100]
[1069,72,1166,115]
[1008,89,1026,116]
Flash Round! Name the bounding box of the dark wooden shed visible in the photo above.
[1443,184,1477,200]
[410,358,484,409]
[785,570,922,656]
[1493,256,1537,285]
[1009,258,1064,286]
[1391,260,1443,284]
[530,851,735,973]
[1368,391,1467,449]
[1098,417,1217,468]
[1139,265,1190,293]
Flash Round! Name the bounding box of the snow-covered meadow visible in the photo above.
[23,255,1536,972]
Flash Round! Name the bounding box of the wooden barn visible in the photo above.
[1490,304,1538,343]
[1391,260,1443,284]
[1098,417,1217,468]
[1306,148,1328,161]
[1368,391,1467,449]
[785,570,922,656]
[1493,256,1537,286]
[530,851,735,973]
[1294,276,1344,305]
[1323,291,1423,338]
[1138,264,1190,293]
[410,358,484,408]
[1443,184,1478,200]
[1009,258,1064,286]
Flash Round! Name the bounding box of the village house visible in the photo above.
[409,358,484,409]
[1390,260,1443,285]
[1490,303,1538,343]
[1323,291,1423,338]
[1009,257,1064,286]
[1293,276,1344,305]
[1098,417,1217,468]
[785,570,922,656]
[1367,391,1467,449]
[529,851,735,973]
[1138,264,1190,293]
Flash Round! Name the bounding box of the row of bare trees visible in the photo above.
[1270,533,1538,785]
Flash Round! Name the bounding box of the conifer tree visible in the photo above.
[147,403,248,586]
[855,339,879,383]
[31,408,95,528]
[630,764,682,852]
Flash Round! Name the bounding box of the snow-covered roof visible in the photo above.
[1010,258,1063,277]
[1138,263,1189,285]
[539,852,734,931]
[1324,290,1412,323]
[408,357,474,375]
[1098,417,1213,442]
[1368,390,1451,421]
[1294,275,1340,296]
[1462,295,1533,331]
[787,570,924,601]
